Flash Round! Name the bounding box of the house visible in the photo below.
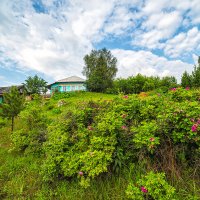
[0,85,24,104]
[47,76,86,93]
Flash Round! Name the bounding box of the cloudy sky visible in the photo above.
[0,0,200,86]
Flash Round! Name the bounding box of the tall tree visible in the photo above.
[1,86,24,131]
[181,71,192,88]
[191,56,200,87]
[83,48,117,92]
[24,75,47,95]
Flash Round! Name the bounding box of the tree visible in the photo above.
[83,48,117,92]
[24,75,47,95]
[181,71,192,88]
[1,86,24,131]
[191,56,200,87]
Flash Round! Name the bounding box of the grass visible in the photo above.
[0,91,199,199]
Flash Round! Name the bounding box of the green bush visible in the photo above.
[11,103,48,154]
[126,171,176,200]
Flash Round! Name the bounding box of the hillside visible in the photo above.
[0,90,200,199]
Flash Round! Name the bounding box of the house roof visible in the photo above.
[0,85,24,95]
[57,76,85,83]
[48,76,85,88]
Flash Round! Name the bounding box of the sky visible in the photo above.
[0,0,200,86]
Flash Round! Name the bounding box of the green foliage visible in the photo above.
[24,75,47,95]
[181,71,192,88]
[52,91,76,100]
[109,75,178,94]
[1,90,200,199]
[83,48,117,92]
[132,121,160,152]
[192,57,200,87]
[126,171,176,200]
[0,86,24,131]
[41,101,117,187]
[11,102,48,154]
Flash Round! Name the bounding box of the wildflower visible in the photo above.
[87,126,93,131]
[141,186,148,193]
[157,93,161,96]
[78,171,83,176]
[121,125,128,130]
[123,95,128,99]
[149,137,155,142]
[170,88,176,91]
[191,124,198,132]
[197,119,200,124]
[186,86,190,90]
[190,118,195,122]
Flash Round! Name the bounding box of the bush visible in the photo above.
[39,88,200,188]
[126,171,176,200]
[11,102,48,154]
[52,91,76,100]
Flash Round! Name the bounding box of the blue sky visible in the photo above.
[0,0,200,86]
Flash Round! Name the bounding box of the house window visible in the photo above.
[63,86,66,91]
[71,86,75,91]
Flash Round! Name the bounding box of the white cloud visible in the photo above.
[0,0,115,80]
[132,0,200,58]
[0,0,199,84]
[164,27,200,58]
[112,49,193,82]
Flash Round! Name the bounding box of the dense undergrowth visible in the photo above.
[0,90,200,199]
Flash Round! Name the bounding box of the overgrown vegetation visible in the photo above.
[0,89,200,199]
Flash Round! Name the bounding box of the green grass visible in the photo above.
[0,91,199,199]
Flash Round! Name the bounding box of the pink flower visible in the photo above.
[197,119,200,124]
[149,137,155,142]
[190,118,195,122]
[78,171,83,176]
[87,126,93,131]
[123,95,128,99]
[186,86,190,90]
[170,88,176,91]
[121,125,128,130]
[141,186,148,193]
[191,124,198,132]
[157,93,161,96]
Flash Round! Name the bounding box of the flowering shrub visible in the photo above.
[126,171,176,200]
[132,121,160,152]
[10,87,200,190]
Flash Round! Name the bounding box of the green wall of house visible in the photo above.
[50,82,86,93]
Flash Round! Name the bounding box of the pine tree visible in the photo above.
[191,56,200,87]
[181,71,192,88]
[1,86,24,131]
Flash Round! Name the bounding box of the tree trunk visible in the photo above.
[11,116,14,132]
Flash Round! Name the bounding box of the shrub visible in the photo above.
[126,171,176,200]
[11,103,48,154]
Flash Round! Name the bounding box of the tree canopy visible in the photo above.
[83,48,117,92]
[191,56,200,87]
[1,86,24,131]
[181,71,192,88]
[24,75,47,95]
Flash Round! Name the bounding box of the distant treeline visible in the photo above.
[107,75,177,94]
[106,56,200,94]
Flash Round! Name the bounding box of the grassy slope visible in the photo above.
[0,92,130,200]
[0,91,199,199]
